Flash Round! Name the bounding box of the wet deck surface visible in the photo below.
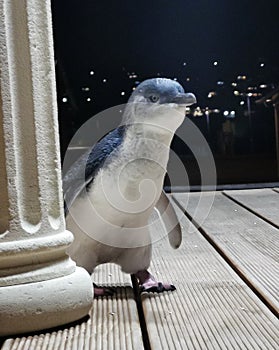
[1,189,279,349]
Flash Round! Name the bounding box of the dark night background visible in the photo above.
[51,0,279,187]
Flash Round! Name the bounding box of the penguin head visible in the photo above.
[124,78,196,132]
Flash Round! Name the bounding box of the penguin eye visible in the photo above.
[149,95,159,103]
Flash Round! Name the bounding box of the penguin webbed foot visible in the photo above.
[93,283,116,297]
[140,282,176,293]
[134,270,176,294]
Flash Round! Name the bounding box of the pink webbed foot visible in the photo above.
[134,270,176,293]
[93,283,115,297]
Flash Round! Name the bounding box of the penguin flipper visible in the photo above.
[63,126,127,216]
[155,190,182,249]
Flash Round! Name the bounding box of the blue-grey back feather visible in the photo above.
[63,126,126,216]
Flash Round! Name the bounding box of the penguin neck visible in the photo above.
[123,122,175,148]
[117,122,173,182]
[121,103,183,147]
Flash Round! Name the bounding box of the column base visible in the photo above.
[0,266,93,336]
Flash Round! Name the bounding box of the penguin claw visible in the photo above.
[134,270,176,294]
[93,283,116,297]
[140,282,176,294]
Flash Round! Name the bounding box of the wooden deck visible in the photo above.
[1,189,279,349]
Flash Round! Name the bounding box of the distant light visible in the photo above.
[240,101,245,106]
[260,63,265,67]
[208,91,216,98]
[173,77,178,81]
[86,97,91,102]
[193,107,203,117]
[231,82,237,87]
[247,93,253,97]
[129,73,138,79]
[260,84,267,88]
[121,91,125,96]
[82,87,90,91]
[234,90,240,96]
[183,62,187,66]
[266,99,272,103]
[237,75,247,80]
[62,97,67,103]
[217,81,224,86]
[186,77,191,81]
[103,79,107,83]
[224,111,236,119]
[90,71,94,75]
[213,109,220,113]
[132,87,136,90]
[213,61,218,66]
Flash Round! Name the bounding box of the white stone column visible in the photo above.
[0,0,93,336]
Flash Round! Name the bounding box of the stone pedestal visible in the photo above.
[0,0,93,336]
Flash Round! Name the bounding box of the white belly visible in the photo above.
[66,132,170,274]
[66,191,152,274]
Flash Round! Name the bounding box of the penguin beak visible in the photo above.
[171,92,197,106]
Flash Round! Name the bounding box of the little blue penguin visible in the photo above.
[63,78,196,295]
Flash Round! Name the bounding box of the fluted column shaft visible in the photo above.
[0,0,93,336]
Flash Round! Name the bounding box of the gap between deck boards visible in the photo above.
[130,274,152,350]
[222,190,279,230]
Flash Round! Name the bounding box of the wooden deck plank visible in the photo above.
[173,191,279,315]
[1,264,144,350]
[2,191,279,350]
[223,188,279,228]
[141,204,279,349]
